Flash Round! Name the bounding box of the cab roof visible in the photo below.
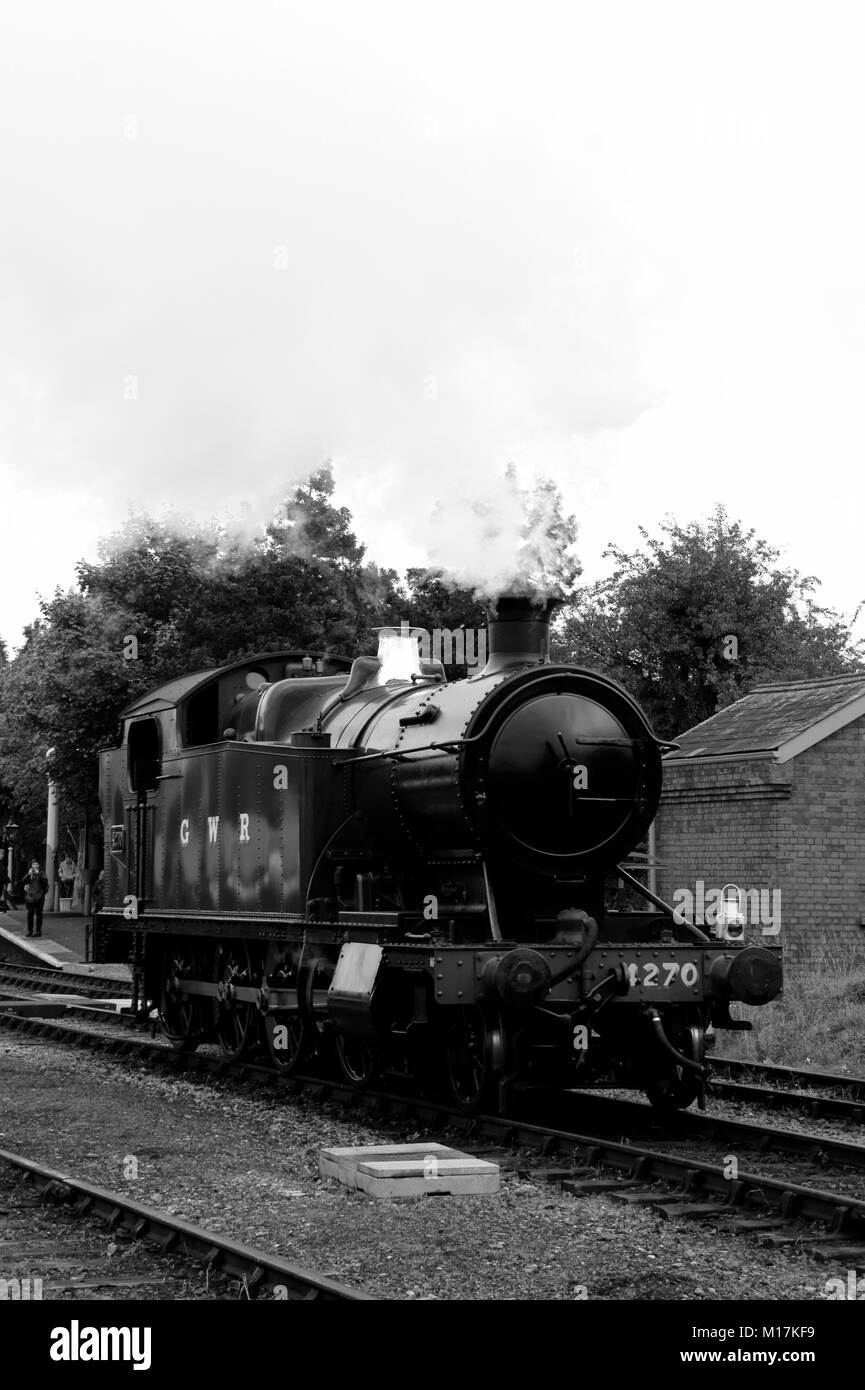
[119,650,351,718]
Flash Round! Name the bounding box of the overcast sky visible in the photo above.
[1,1,863,652]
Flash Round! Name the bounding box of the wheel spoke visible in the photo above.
[445,1007,505,1114]
[159,948,203,1052]
[212,941,259,1061]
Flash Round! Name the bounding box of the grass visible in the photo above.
[715,934,865,1073]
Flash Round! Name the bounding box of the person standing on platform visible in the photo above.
[58,853,76,899]
[24,859,49,937]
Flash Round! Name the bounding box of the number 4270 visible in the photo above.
[624,960,699,989]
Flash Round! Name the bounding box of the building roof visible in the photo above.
[665,673,865,764]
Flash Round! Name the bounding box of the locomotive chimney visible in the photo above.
[480,594,560,675]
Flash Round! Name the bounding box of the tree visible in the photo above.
[399,570,486,676]
[557,506,865,739]
[0,589,146,861]
[74,465,403,673]
[266,465,367,567]
[75,512,223,677]
[402,571,485,632]
[261,464,403,654]
[0,467,406,851]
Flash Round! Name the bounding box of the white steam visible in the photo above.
[0,1,662,641]
[426,469,582,600]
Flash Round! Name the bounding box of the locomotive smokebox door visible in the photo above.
[327,943,384,1039]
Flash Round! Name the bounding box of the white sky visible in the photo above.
[2,1,864,653]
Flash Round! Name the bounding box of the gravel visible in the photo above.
[0,1161,222,1300]
[0,1031,855,1301]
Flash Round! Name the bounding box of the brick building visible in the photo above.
[654,674,865,970]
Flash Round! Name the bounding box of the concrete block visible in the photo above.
[319,1142,500,1198]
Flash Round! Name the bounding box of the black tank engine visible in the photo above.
[95,596,782,1111]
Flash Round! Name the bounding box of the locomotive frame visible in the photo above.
[94,599,782,1113]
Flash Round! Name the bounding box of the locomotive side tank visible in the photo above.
[95,599,781,1111]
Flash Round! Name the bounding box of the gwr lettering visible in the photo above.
[178,814,252,845]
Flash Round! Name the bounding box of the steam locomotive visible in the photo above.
[94,596,781,1112]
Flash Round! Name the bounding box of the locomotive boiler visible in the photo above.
[94,596,782,1112]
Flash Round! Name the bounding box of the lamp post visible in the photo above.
[46,749,60,912]
[4,819,19,900]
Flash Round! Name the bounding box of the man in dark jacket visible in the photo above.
[23,860,49,937]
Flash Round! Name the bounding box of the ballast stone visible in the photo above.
[319,1142,500,1197]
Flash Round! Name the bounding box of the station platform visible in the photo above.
[0,907,91,968]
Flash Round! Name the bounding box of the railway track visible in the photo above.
[710,1054,865,1125]
[0,961,130,1001]
[713,1055,865,1097]
[555,1090,865,1179]
[4,1003,865,1172]
[498,1137,865,1268]
[2,1006,865,1267]
[6,973,862,1129]
[0,1148,371,1301]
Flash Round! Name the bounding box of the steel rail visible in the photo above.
[709,1077,865,1125]
[712,1053,865,1099]
[0,1147,372,1301]
[2,1008,865,1239]
[0,961,127,1000]
[555,1091,865,1173]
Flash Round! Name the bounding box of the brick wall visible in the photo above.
[656,757,789,952]
[781,718,865,968]
[654,717,865,970]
